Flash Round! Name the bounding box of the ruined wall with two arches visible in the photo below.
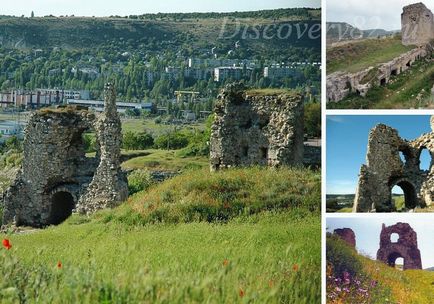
[354,118,434,212]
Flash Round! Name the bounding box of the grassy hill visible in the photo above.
[327,235,434,303]
[0,9,320,54]
[327,35,414,74]
[0,166,321,303]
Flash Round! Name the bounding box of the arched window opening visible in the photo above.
[390,233,399,243]
[399,151,407,164]
[419,148,432,171]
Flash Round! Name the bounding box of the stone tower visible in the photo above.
[402,3,434,46]
[376,222,422,270]
[76,83,128,214]
[209,83,304,171]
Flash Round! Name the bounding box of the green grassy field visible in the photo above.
[327,36,415,74]
[121,149,208,171]
[0,167,321,303]
[121,118,205,136]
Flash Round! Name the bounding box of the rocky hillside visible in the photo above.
[0,9,320,56]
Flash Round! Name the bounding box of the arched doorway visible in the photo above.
[49,191,75,225]
[387,252,403,268]
[390,180,418,210]
[386,252,405,270]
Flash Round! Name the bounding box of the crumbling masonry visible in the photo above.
[376,222,422,270]
[334,223,422,270]
[354,117,434,212]
[2,83,128,227]
[326,2,433,103]
[402,2,434,46]
[334,228,356,248]
[209,84,304,171]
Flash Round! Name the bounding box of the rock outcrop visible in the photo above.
[354,117,434,212]
[377,222,422,270]
[210,84,304,171]
[2,83,128,227]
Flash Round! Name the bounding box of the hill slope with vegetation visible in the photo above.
[0,166,321,303]
[327,35,414,74]
[0,9,320,55]
[327,235,434,304]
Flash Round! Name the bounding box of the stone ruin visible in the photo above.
[333,222,422,270]
[326,47,428,103]
[402,2,434,46]
[334,228,356,248]
[209,83,304,171]
[376,222,422,270]
[327,2,434,103]
[2,83,128,227]
[354,117,434,212]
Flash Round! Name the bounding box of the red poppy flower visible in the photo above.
[292,264,299,272]
[239,287,245,298]
[223,259,229,266]
[2,239,11,250]
[57,261,62,269]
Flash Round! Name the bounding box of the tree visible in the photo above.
[304,102,321,138]
[31,11,35,18]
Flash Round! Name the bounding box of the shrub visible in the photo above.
[127,169,154,195]
[154,131,189,150]
[304,102,321,138]
[123,131,154,150]
[83,133,97,153]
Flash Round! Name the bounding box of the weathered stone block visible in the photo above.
[209,84,304,171]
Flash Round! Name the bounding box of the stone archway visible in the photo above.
[390,179,418,210]
[386,251,403,267]
[49,191,75,225]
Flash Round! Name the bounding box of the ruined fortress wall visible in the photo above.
[2,83,128,227]
[327,47,428,103]
[402,3,434,46]
[210,84,304,171]
[354,120,434,212]
[376,223,422,270]
[334,228,356,248]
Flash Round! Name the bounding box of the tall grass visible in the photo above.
[1,211,320,303]
[104,167,320,226]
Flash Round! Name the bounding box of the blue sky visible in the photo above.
[327,0,434,30]
[2,0,320,17]
[327,115,433,194]
[327,217,434,269]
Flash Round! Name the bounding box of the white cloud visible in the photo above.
[327,0,434,30]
